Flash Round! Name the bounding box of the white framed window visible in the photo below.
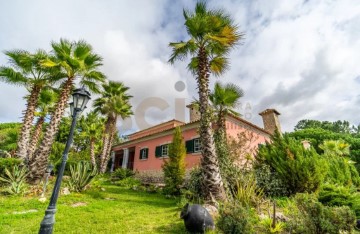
[193,138,201,152]
[140,148,148,160]
[161,144,169,156]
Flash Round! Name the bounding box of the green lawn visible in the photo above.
[0,181,187,233]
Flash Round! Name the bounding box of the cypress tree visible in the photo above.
[162,127,186,195]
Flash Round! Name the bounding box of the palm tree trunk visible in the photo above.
[29,77,74,182]
[100,118,116,173]
[27,116,45,162]
[99,117,113,173]
[90,138,96,168]
[101,120,117,173]
[217,108,227,140]
[17,85,41,160]
[197,47,226,203]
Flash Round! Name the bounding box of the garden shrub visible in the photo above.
[259,217,285,234]
[324,153,360,187]
[115,177,141,189]
[0,158,22,176]
[254,132,328,196]
[54,159,77,175]
[0,123,20,155]
[218,131,259,198]
[112,168,135,180]
[255,164,288,197]
[294,193,356,233]
[162,127,186,195]
[318,183,360,218]
[234,172,264,208]
[217,202,258,234]
[183,167,203,202]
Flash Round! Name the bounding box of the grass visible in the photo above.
[0,179,187,233]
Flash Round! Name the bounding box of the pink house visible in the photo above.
[111,105,281,172]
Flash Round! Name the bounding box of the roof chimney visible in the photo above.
[301,140,311,150]
[259,109,281,135]
[186,103,200,122]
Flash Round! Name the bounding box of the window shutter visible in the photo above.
[139,149,143,159]
[155,146,162,157]
[186,140,194,153]
[145,148,149,159]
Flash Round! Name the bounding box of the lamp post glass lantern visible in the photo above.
[39,87,90,234]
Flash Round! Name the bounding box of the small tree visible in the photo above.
[162,127,186,195]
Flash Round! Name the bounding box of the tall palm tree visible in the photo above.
[0,50,62,160]
[210,82,244,137]
[168,2,243,202]
[27,89,58,161]
[94,81,133,173]
[29,39,106,181]
[80,111,105,167]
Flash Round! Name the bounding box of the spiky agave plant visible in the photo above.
[67,161,97,192]
[0,165,29,195]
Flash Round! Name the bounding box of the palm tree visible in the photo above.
[29,39,106,181]
[27,89,58,161]
[168,2,243,202]
[94,81,133,173]
[210,82,244,137]
[210,82,244,197]
[0,50,62,160]
[80,111,105,168]
[320,139,350,157]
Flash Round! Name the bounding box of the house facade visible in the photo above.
[111,105,281,172]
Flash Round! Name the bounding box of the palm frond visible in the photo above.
[168,40,196,64]
[187,57,198,75]
[51,39,73,61]
[209,56,229,76]
[74,40,92,60]
[210,81,244,114]
[0,66,27,85]
[5,50,32,72]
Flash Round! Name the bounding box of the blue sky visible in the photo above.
[0,0,360,133]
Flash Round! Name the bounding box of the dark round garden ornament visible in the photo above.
[180,203,215,233]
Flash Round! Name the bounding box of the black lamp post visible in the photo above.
[39,87,90,234]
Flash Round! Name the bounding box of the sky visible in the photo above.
[0,0,360,134]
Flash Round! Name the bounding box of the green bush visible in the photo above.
[183,167,203,202]
[259,217,285,234]
[54,160,77,175]
[234,172,263,208]
[112,168,135,180]
[318,183,360,218]
[0,158,22,176]
[325,155,360,186]
[294,193,356,233]
[67,161,97,192]
[115,177,141,189]
[255,164,288,197]
[217,202,258,234]
[0,165,28,195]
[254,132,328,196]
[0,126,20,153]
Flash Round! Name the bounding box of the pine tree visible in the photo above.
[255,131,328,196]
[162,127,186,195]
